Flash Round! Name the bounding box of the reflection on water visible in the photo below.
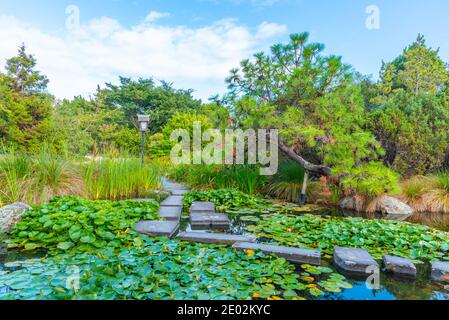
[306,208,449,232]
[407,212,449,231]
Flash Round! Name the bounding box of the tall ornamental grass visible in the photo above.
[169,164,266,195]
[84,157,162,200]
[0,147,83,205]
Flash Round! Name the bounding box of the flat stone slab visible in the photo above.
[158,206,182,221]
[134,220,179,238]
[333,247,379,276]
[190,212,230,229]
[431,261,449,283]
[171,189,190,196]
[132,198,156,202]
[177,232,255,245]
[190,202,215,214]
[164,182,187,190]
[160,196,184,207]
[383,255,417,278]
[232,242,321,266]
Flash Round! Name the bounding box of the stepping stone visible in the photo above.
[177,232,255,245]
[190,202,215,214]
[164,182,186,190]
[383,255,417,278]
[431,261,449,283]
[160,196,183,207]
[333,247,379,276]
[190,212,230,229]
[158,206,182,221]
[171,189,190,196]
[132,198,156,202]
[134,220,179,238]
[232,242,321,266]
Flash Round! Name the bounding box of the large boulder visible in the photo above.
[0,202,32,233]
[375,196,413,215]
[339,196,413,215]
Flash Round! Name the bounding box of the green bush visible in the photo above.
[8,197,159,253]
[340,162,400,198]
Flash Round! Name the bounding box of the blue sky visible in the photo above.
[0,0,448,101]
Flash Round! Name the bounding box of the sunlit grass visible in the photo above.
[83,156,162,200]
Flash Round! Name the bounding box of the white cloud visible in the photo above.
[144,11,171,23]
[0,13,287,101]
[256,22,288,39]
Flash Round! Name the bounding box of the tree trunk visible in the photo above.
[278,139,332,176]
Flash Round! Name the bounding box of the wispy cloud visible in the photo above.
[144,11,171,23]
[0,14,287,101]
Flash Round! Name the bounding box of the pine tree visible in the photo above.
[0,44,53,150]
[5,43,49,94]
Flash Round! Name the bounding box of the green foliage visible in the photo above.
[0,239,351,300]
[227,33,385,176]
[367,35,449,176]
[376,35,448,98]
[83,156,162,200]
[267,161,320,203]
[369,91,449,175]
[247,214,449,262]
[0,146,83,205]
[8,197,159,253]
[97,77,202,133]
[149,112,213,157]
[340,162,400,198]
[183,189,261,211]
[0,45,54,151]
[170,164,267,195]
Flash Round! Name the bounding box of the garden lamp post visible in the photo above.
[300,171,309,206]
[137,115,150,168]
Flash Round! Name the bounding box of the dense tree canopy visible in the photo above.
[1,34,448,193]
[97,77,202,133]
[0,45,53,151]
[369,35,449,176]
[226,32,384,177]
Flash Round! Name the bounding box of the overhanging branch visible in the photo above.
[278,139,332,176]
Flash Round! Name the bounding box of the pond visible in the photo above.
[180,206,449,301]
[1,204,449,300]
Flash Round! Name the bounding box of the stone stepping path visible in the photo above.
[189,201,231,230]
[178,232,255,245]
[383,255,416,278]
[334,246,379,276]
[190,212,231,230]
[171,189,190,196]
[160,196,184,207]
[431,261,449,283]
[233,242,321,266]
[190,201,215,214]
[135,180,189,238]
[134,220,179,238]
[158,206,182,221]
